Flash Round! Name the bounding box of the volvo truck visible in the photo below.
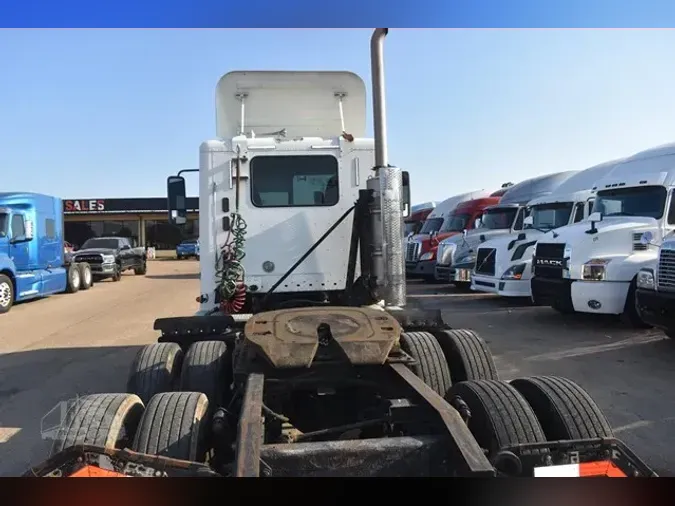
[0,193,92,314]
[471,159,622,298]
[31,29,654,479]
[435,171,578,289]
[531,142,675,326]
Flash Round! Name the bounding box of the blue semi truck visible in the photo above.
[0,192,93,314]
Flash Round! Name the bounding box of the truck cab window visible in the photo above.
[0,213,7,237]
[45,218,56,239]
[667,193,675,225]
[572,203,584,223]
[250,155,339,208]
[594,186,666,219]
[11,214,25,238]
[586,199,595,217]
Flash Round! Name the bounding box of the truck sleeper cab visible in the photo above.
[194,71,409,313]
[435,171,578,288]
[531,142,675,325]
[0,193,87,314]
[406,190,492,280]
[471,159,622,298]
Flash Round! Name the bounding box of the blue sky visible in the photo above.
[1,29,675,204]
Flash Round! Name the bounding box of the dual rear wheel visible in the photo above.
[52,330,613,471]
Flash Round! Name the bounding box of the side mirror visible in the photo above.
[121,244,131,251]
[588,212,602,223]
[167,175,187,226]
[640,231,654,245]
[430,230,438,239]
[523,216,534,227]
[462,229,468,238]
[401,171,411,218]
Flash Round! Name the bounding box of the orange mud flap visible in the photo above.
[70,466,127,478]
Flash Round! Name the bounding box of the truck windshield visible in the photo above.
[593,185,667,219]
[526,202,574,230]
[480,208,518,230]
[404,221,419,236]
[440,213,471,233]
[419,217,444,234]
[81,238,120,250]
[0,213,7,237]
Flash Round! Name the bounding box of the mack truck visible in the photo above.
[531,142,675,325]
[435,171,578,289]
[471,159,623,298]
[635,235,675,338]
[28,29,654,479]
[0,192,93,314]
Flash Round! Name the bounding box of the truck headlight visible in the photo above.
[502,263,526,280]
[636,268,655,290]
[420,250,436,261]
[102,255,115,264]
[582,258,611,281]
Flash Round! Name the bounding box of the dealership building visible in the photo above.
[63,197,199,250]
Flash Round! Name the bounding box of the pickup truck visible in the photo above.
[176,238,199,260]
[72,236,147,282]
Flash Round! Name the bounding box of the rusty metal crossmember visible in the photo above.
[234,373,265,477]
[388,363,495,476]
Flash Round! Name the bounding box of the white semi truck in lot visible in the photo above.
[36,30,655,479]
[471,159,622,298]
[531,142,675,326]
[435,171,577,289]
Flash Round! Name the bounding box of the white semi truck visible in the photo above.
[471,159,623,298]
[435,171,577,289]
[531,142,675,326]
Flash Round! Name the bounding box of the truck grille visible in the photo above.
[406,242,421,262]
[74,255,103,265]
[658,249,675,290]
[533,243,566,279]
[475,248,496,276]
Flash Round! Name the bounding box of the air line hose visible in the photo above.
[216,212,248,314]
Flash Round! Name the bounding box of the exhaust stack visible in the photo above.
[369,28,406,309]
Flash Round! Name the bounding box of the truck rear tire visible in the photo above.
[434,329,499,383]
[510,376,613,440]
[78,263,93,290]
[50,393,145,456]
[446,379,546,460]
[400,331,452,396]
[179,341,231,410]
[0,274,14,314]
[66,264,81,293]
[131,392,209,462]
[126,343,184,405]
[134,260,147,276]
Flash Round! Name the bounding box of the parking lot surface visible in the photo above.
[0,261,672,476]
[0,259,200,476]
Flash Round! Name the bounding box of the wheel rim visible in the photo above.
[0,281,11,307]
[72,268,81,288]
[84,267,92,285]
